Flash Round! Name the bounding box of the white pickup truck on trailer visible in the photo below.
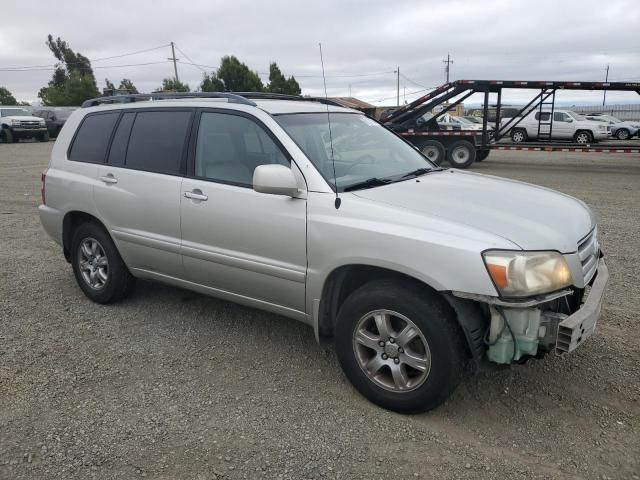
[509,109,609,144]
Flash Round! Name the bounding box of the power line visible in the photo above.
[0,60,170,72]
[173,44,206,73]
[0,43,170,71]
[399,72,431,89]
[365,86,438,104]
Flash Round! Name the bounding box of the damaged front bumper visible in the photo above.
[453,257,609,364]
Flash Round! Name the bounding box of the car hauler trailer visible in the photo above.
[381,80,640,168]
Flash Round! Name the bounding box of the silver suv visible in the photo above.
[39,92,608,413]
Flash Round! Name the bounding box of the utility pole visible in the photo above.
[396,67,400,106]
[602,64,609,107]
[169,41,180,83]
[442,53,454,83]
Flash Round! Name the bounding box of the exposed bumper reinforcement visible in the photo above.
[556,257,609,354]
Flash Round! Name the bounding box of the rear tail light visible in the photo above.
[41,169,48,205]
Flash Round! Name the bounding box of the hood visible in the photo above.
[2,115,43,122]
[352,170,594,252]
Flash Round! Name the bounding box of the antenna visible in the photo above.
[319,43,341,209]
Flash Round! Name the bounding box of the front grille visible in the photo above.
[577,227,599,283]
[18,121,42,129]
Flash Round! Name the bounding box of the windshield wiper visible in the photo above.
[400,167,445,179]
[343,177,392,192]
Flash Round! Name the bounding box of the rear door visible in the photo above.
[180,109,307,312]
[93,108,193,278]
[553,112,573,139]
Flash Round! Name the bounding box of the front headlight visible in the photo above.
[10,119,20,126]
[482,250,572,297]
[39,119,45,125]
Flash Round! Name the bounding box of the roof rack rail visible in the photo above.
[235,92,344,107]
[81,92,257,108]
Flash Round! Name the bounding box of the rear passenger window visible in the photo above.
[69,113,119,163]
[535,112,551,121]
[126,111,192,175]
[107,113,135,166]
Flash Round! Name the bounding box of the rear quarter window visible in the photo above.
[68,112,120,163]
[125,110,192,175]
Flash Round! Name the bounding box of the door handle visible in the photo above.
[184,190,208,201]
[99,174,118,184]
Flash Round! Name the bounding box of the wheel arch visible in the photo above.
[62,211,110,262]
[316,263,486,366]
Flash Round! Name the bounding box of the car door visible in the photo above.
[180,109,307,313]
[553,112,573,139]
[93,108,193,279]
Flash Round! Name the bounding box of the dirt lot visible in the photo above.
[1,142,639,480]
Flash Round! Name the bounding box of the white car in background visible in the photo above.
[583,113,640,140]
[510,109,609,144]
[436,113,484,131]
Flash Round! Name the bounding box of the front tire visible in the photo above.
[1,128,14,143]
[335,280,465,413]
[446,140,476,168]
[37,131,50,142]
[70,222,135,304]
[616,128,630,140]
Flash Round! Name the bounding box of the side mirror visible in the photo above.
[253,164,300,197]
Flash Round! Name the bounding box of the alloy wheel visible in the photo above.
[78,237,109,289]
[352,309,431,392]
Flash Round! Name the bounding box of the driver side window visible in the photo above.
[195,112,289,187]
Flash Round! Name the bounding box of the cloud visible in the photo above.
[1,0,638,105]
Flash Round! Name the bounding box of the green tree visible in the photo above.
[38,35,99,106]
[200,56,264,92]
[200,72,225,92]
[104,78,138,94]
[266,62,301,95]
[39,71,102,106]
[160,78,190,92]
[119,78,138,94]
[0,86,18,105]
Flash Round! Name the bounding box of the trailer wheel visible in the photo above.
[419,140,446,165]
[476,150,490,162]
[447,140,476,169]
[511,128,527,143]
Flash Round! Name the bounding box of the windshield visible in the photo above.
[568,111,585,121]
[275,113,435,191]
[0,108,30,117]
[602,115,621,123]
[454,116,474,125]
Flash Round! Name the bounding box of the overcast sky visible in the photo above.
[2,0,639,106]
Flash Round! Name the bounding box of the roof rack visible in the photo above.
[234,92,345,107]
[81,92,257,108]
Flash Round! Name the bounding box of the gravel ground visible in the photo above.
[1,141,639,480]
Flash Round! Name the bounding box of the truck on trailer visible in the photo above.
[381,80,640,168]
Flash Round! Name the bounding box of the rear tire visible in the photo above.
[446,140,476,168]
[476,149,490,162]
[574,130,593,144]
[70,222,136,304]
[511,128,527,143]
[615,128,630,140]
[335,279,465,413]
[419,140,446,166]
